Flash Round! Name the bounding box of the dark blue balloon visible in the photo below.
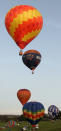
[22,50,41,72]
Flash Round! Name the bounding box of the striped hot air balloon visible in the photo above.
[5,5,43,55]
[48,105,59,119]
[7,120,16,128]
[23,101,45,126]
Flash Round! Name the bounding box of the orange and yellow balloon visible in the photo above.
[17,89,31,105]
[5,5,43,54]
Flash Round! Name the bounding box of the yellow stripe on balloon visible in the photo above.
[22,29,41,41]
[9,9,41,38]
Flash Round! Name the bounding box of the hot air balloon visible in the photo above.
[7,120,16,128]
[17,89,31,105]
[48,105,59,119]
[23,101,45,128]
[5,5,43,55]
[22,49,42,74]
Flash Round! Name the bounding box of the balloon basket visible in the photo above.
[32,125,36,131]
[32,70,34,74]
[32,127,36,131]
[19,50,23,56]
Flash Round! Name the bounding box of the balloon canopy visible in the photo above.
[17,89,31,105]
[5,5,43,53]
[7,120,16,127]
[48,105,59,119]
[22,49,42,73]
[23,101,45,126]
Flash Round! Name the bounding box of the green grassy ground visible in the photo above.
[0,120,61,131]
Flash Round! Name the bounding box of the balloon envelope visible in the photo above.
[22,50,41,72]
[5,5,43,50]
[17,89,31,105]
[48,105,59,118]
[7,120,16,127]
[23,101,45,126]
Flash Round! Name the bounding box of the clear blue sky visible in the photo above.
[0,0,61,115]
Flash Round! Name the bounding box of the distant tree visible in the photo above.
[17,115,27,121]
[57,111,61,119]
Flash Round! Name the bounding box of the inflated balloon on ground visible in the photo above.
[48,105,59,119]
[23,101,45,126]
[7,120,16,127]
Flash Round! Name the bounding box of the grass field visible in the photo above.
[0,120,61,131]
